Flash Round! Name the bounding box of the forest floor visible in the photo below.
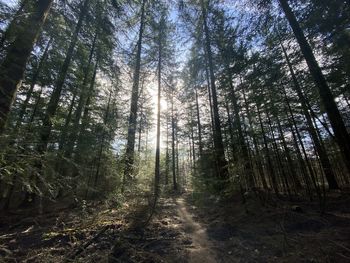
[1,190,350,262]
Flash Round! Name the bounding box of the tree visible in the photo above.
[0,0,53,134]
[124,0,147,181]
[38,0,91,153]
[199,0,228,181]
[278,0,350,176]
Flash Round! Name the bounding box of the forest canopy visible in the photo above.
[0,0,349,261]
[0,0,350,211]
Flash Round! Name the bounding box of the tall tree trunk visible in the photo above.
[38,0,90,153]
[230,77,254,187]
[257,103,279,195]
[200,0,228,180]
[205,63,215,140]
[93,91,112,188]
[154,30,162,208]
[176,123,180,185]
[265,106,291,197]
[124,0,146,180]
[278,0,350,176]
[75,57,99,161]
[286,111,313,197]
[64,28,98,158]
[283,87,317,198]
[242,89,267,189]
[274,110,301,190]
[279,40,339,189]
[0,0,53,134]
[194,86,203,157]
[165,110,169,185]
[171,87,177,191]
[189,105,196,169]
[268,85,302,190]
[137,78,145,154]
[58,89,78,151]
[29,86,43,123]
[16,37,53,126]
[188,136,193,170]
[225,101,237,162]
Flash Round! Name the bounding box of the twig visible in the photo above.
[336,252,350,260]
[329,239,350,253]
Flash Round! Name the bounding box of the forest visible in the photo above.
[0,0,349,262]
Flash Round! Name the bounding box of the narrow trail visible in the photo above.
[1,192,350,262]
[175,197,217,263]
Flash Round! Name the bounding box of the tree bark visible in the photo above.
[200,0,228,181]
[171,87,177,191]
[0,0,53,134]
[154,27,162,207]
[124,0,146,180]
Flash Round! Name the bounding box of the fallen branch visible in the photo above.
[119,234,176,241]
[63,225,110,263]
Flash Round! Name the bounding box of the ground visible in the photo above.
[1,191,350,262]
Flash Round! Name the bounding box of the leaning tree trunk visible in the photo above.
[283,87,318,198]
[279,40,339,189]
[0,0,53,134]
[278,0,350,177]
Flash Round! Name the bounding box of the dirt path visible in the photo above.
[2,192,349,262]
[175,197,217,263]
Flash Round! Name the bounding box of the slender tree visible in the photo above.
[200,0,228,181]
[124,0,147,180]
[38,0,91,153]
[278,0,350,176]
